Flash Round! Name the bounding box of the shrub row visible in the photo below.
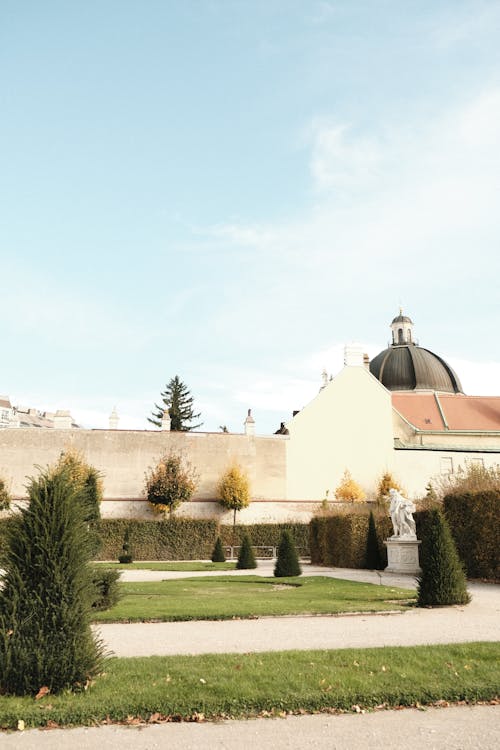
[87,519,310,561]
[443,490,499,580]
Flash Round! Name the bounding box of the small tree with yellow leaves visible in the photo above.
[217,464,250,544]
[145,452,198,517]
[376,471,402,509]
[335,470,366,503]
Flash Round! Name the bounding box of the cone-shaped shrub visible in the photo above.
[118,527,133,564]
[365,511,384,570]
[236,533,256,569]
[0,467,105,695]
[211,536,226,563]
[417,508,470,607]
[274,530,302,577]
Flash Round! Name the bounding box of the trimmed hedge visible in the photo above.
[309,512,431,570]
[443,490,499,580]
[92,519,220,560]
[1,517,310,561]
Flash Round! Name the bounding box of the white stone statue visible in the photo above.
[388,488,417,539]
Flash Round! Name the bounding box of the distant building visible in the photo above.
[0,312,498,522]
[0,396,79,429]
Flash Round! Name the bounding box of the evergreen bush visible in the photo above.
[0,476,11,511]
[0,467,104,695]
[417,508,470,607]
[236,534,257,569]
[118,528,133,564]
[365,510,384,570]
[274,530,302,577]
[91,569,121,611]
[211,536,226,563]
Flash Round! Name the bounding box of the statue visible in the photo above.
[388,488,416,538]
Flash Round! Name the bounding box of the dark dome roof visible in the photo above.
[370,345,463,393]
[391,314,413,325]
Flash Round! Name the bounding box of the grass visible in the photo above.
[92,575,415,622]
[0,643,498,729]
[93,561,237,572]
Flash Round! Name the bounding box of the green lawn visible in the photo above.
[93,561,236,572]
[93,575,415,622]
[0,643,497,729]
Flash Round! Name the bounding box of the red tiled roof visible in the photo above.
[392,393,445,430]
[438,394,500,431]
[392,392,500,431]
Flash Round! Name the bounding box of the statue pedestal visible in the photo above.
[384,537,421,575]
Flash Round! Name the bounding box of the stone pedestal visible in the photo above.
[384,537,421,575]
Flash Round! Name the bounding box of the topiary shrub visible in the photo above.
[53,448,103,522]
[0,467,104,695]
[417,508,470,607]
[211,536,226,563]
[0,476,11,511]
[118,527,133,564]
[91,569,121,611]
[365,511,384,570]
[274,530,302,577]
[236,533,256,570]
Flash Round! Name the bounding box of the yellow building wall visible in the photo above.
[286,366,395,500]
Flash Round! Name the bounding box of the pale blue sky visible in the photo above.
[1,1,499,432]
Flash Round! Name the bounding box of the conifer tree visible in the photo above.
[148,376,202,430]
[417,508,470,606]
[236,533,257,570]
[365,511,384,570]
[211,536,226,563]
[0,476,11,511]
[0,467,104,695]
[118,527,133,564]
[274,530,302,577]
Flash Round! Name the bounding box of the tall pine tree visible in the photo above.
[148,376,202,430]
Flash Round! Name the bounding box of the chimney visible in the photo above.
[53,410,73,429]
[161,410,171,431]
[344,343,364,367]
[109,406,119,430]
[363,353,370,370]
[244,408,255,436]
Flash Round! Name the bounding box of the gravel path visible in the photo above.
[3,705,500,749]
[96,564,499,657]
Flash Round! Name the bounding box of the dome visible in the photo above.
[391,313,413,325]
[370,311,463,393]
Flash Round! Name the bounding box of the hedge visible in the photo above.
[443,490,499,580]
[93,520,310,561]
[0,517,311,561]
[309,513,393,569]
[92,519,220,560]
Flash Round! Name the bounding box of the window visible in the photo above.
[0,410,9,423]
[398,328,403,343]
[440,457,453,474]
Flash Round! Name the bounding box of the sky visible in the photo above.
[1,0,499,433]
